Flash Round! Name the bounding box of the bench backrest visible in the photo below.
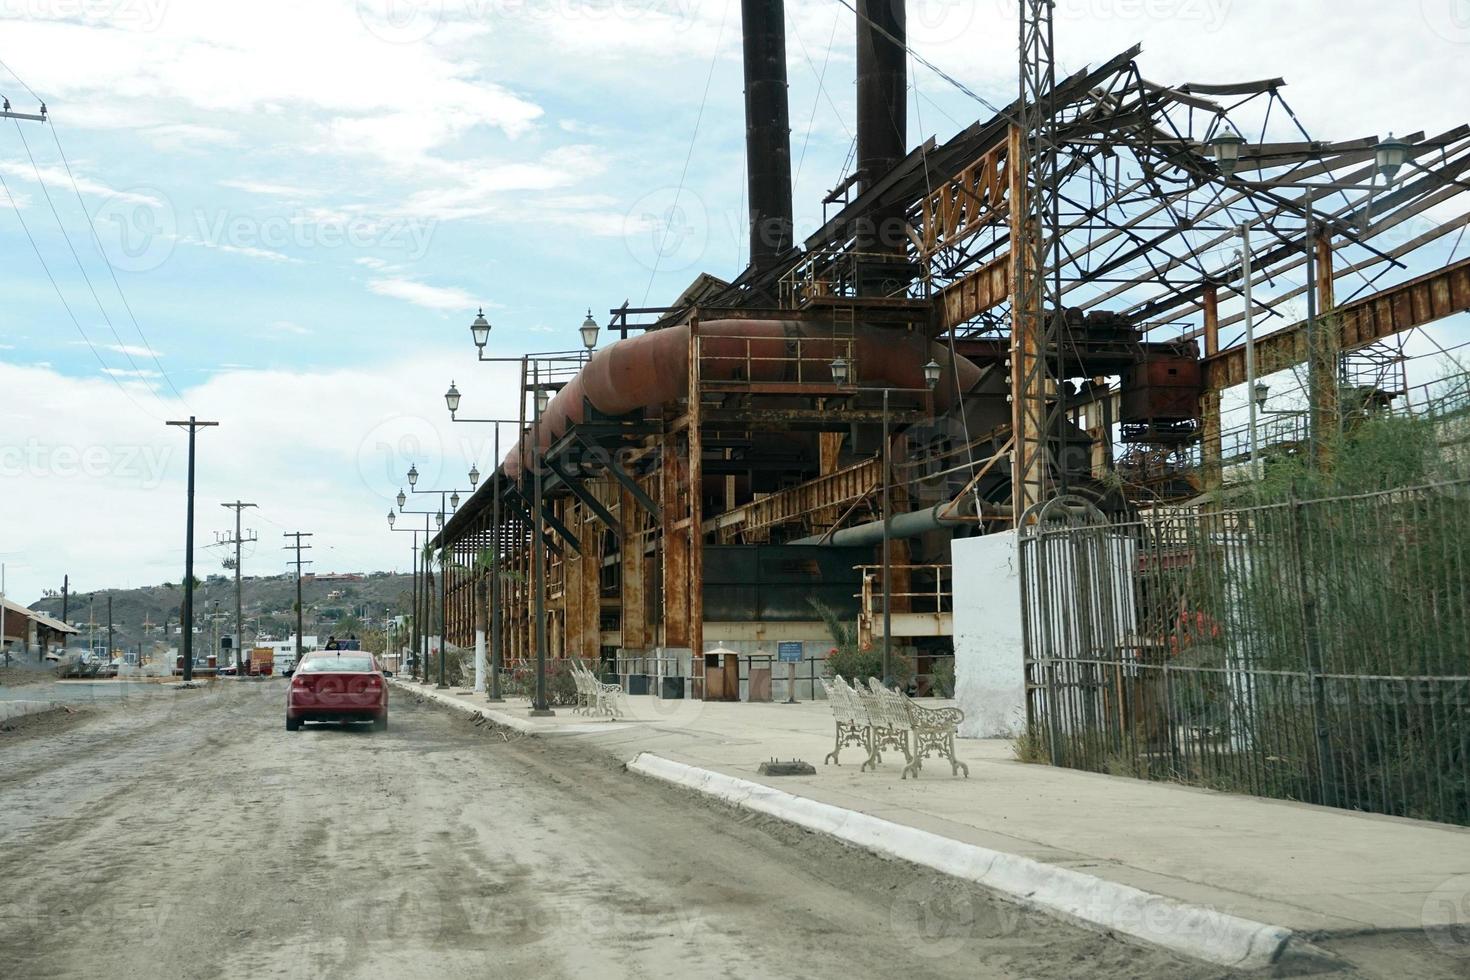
[867,678,914,733]
[828,675,865,726]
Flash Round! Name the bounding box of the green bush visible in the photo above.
[501,658,584,705]
[809,597,913,687]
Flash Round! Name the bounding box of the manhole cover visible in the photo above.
[758,758,816,776]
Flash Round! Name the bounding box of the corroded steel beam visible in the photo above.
[1203,256,1470,393]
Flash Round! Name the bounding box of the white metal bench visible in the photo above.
[869,678,969,779]
[855,678,911,772]
[821,675,872,766]
[571,661,629,719]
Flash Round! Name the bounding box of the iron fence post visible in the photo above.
[1289,491,1335,807]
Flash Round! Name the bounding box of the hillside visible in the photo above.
[27,572,415,653]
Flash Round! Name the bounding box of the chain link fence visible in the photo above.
[1019,480,1470,826]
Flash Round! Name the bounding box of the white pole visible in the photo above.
[473,623,486,694]
[1241,223,1259,480]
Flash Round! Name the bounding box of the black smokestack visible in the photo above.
[741,0,794,271]
[856,0,906,258]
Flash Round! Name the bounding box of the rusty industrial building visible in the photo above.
[426,1,1470,698]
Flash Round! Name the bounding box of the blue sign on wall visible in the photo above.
[777,641,803,663]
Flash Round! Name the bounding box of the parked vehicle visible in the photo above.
[248,647,274,677]
[285,651,388,732]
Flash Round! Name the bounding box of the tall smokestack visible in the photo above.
[856,0,907,260]
[741,0,794,272]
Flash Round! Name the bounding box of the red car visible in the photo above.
[285,651,388,731]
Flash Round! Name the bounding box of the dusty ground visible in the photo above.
[0,682,1458,979]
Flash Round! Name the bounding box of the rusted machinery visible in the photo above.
[430,1,1470,695]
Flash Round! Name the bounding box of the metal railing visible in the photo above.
[1019,481,1470,826]
[778,249,930,307]
[699,333,855,388]
[853,563,952,615]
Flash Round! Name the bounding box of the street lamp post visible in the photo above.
[403,472,467,690]
[828,356,941,687]
[530,365,554,716]
[466,447,507,703]
[387,509,423,679]
[465,306,596,712]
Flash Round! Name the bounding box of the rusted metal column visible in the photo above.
[579,493,600,661]
[564,501,583,660]
[1007,123,1045,522]
[688,315,706,698]
[1313,231,1340,463]
[660,428,690,649]
[620,486,648,650]
[1201,284,1223,493]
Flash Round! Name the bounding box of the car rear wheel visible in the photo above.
[373,714,388,732]
[286,716,301,732]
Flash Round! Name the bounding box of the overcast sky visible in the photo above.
[1,0,1467,604]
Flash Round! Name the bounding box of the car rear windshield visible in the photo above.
[299,655,376,673]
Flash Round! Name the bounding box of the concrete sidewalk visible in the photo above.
[393,678,1469,968]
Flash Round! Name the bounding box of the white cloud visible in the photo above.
[267,320,311,336]
[219,179,318,198]
[180,235,302,264]
[368,277,475,312]
[101,367,160,378]
[0,353,526,602]
[144,123,241,153]
[0,160,163,207]
[70,341,164,358]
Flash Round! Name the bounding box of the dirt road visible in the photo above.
[0,681,1248,978]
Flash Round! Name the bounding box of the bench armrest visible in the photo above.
[907,702,964,731]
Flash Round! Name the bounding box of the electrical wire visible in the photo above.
[45,119,187,403]
[790,6,849,194]
[12,118,167,407]
[827,0,1011,121]
[0,166,159,419]
[0,53,41,104]
[640,0,731,305]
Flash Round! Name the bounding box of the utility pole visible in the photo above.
[283,533,313,665]
[221,501,257,674]
[60,573,69,624]
[106,594,114,661]
[141,614,154,666]
[166,417,219,682]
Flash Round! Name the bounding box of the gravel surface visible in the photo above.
[0,681,1446,979]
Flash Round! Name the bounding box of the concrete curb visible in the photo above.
[0,700,63,724]
[628,752,1306,971]
[389,678,539,733]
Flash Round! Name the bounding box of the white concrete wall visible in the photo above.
[952,532,1027,739]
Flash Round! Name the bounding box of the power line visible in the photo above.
[827,0,1011,121]
[0,51,187,405]
[0,53,42,104]
[0,165,160,419]
[640,0,731,305]
[11,118,167,408]
[45,119,187,403]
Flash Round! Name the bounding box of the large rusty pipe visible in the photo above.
[503,319,982,480]
[789,496,978,547]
